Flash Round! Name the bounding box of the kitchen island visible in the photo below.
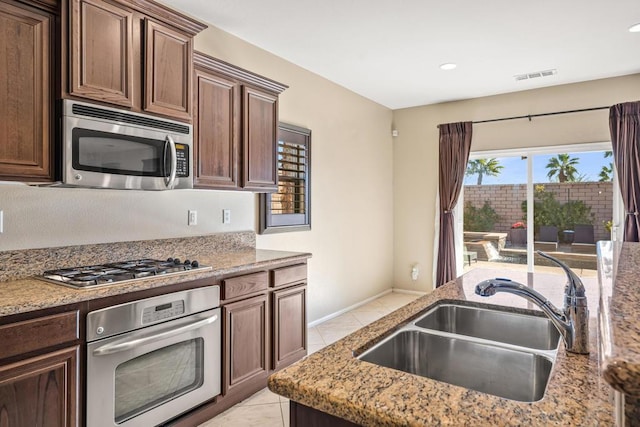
[269,266,613,425]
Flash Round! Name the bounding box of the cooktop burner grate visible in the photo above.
[39,258,211,289]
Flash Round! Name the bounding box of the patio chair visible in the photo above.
[572,224,596,254]
[534,225,558,251]
[463,246,478,266]
[573,224,595,244]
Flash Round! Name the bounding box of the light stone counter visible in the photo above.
[598,241,640,423]
[269,269,613,426]
[0,232,310,317]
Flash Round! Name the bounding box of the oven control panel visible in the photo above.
[142,300,185,324]
[86,286,220,342]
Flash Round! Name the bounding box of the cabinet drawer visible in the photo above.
[271,264,307,288]
[222,271,268,300]
[0,311,79,360]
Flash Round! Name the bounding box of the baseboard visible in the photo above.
[307,289,392,328]
[391,287,428,296]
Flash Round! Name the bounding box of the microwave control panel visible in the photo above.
[175,144,189,177]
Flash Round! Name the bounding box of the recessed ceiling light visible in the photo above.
[629,23,640,32]
[440,63,457,71]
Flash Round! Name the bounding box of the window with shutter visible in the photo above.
[259,123,311,234]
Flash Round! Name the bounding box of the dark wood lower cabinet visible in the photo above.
[0,346,78,427]
[290,401,360,427]
[272,284,307,370]
[223,293,269,395]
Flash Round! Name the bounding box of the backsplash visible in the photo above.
[0,231,255,282]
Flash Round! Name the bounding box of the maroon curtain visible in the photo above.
[436,122,472,287]
[610,102,640,242]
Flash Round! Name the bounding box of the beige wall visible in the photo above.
[393,74,640,292]
[194,27,395,323]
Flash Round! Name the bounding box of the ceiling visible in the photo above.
[163,0,640,110]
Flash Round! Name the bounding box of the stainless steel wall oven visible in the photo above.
[86,286,221,426]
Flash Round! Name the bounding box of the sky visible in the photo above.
[464,151,612,185]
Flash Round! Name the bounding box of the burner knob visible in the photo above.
[184,259,191,265]
[173,258,181,265]
[167,257,174,263]
[191,260,199,268]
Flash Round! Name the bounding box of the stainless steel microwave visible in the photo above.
[62,100,193,190]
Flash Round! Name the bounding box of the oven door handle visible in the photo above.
[164,135,178,189]
[92,314,218,357]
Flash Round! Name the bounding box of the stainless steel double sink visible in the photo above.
[357,301,561,402]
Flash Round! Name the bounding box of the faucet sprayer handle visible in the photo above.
[536,251,586,299]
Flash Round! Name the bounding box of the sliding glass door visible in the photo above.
[462,155,530,269]
[460,142,616,278]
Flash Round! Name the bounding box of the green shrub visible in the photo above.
[464,201,501,232]
[521,185,594,233]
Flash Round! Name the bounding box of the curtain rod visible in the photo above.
[437,105,610,127]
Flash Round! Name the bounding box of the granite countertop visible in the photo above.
[269,268,613,426]
[0,249,311,317]
[598,241,640,397]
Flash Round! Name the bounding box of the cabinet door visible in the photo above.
[69,0,134,107]
[223,294,269,395]
[272,285,307,370]
[0,346,78,427]
[194,68,240,188]
[144,19,191,121]
[242,86,278,191]
[0,1,54,181]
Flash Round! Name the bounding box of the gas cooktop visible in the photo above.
[39,258,212,289]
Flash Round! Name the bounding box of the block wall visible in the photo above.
[463,182,613,242]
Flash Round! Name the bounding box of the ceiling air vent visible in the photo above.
[514,69,557,82]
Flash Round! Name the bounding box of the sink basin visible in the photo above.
[358,330,554,402]
[414,303,561,350]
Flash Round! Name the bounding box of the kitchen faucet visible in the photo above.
[475,251,589,354]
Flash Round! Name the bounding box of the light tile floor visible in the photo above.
[198,291,421,427]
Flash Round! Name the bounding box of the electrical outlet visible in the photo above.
[223,209,231,224]
[188,210,197,226]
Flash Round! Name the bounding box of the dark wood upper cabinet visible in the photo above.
[193,52,287,192]
[193,65,239,188]
[69,0,133,107]
[144,18,192,120]
[66,0,205,122]
[243,87,278,191]
[0,0,56,182]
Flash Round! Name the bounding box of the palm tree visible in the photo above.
[465,158,503,185]
[599,151,614,182]
[599,164,613,182]
[546,154,579,183]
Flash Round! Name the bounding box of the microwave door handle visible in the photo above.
[92,314,218,357]
[164,135,178,189]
